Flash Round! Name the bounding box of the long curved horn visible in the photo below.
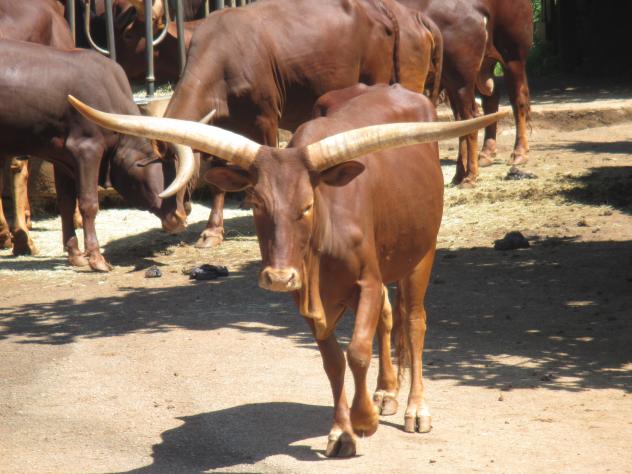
[305,111,508,171]
[159,143,194,198]
[158,111,216,197]
[67,96,261,170]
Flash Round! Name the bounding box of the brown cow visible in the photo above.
[0,0,78,255]
[70,85,504,454]
[398,0,533,186]
[68,0,202,83]
[164,0,440,248]
[0,39,194,271]
[112,7,201,83]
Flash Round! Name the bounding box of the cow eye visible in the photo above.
[301,204,313,218]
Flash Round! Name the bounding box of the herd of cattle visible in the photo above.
[0,0,532,457]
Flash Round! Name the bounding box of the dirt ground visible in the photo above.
[1,95,631,473]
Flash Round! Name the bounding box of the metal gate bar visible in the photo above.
[70,0,255,97]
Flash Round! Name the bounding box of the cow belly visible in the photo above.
[370,152,443,283]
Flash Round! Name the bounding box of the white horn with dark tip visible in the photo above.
[305,111,509,171]
[67,96,261,172]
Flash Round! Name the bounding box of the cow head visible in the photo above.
[108,136,191,233]
[67,95,504,291]
[68,96,196,234]
[112,0,172,81]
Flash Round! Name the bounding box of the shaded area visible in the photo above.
[558,141,632,156]
[561,166,632,214]
[123,403,332,473]
[424,239,632,393]
[0,258,322,349]
[102,213,255,269]
[0,256,68,272]
[2,236,631,393]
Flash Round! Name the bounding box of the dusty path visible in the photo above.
[1,118,632,473]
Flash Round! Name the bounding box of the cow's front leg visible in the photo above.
[305,317,356,458]
[373,286,399,416]
[72,140,111,272]
[53,165,88,268]
[77,181,110,272]
[10,157,38,256]
[196,180,225,248]
[348,279,382,437]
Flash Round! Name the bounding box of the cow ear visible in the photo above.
[204,167,253,192]
[320,161,365,187]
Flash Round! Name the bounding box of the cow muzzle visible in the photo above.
[161,210,188,234]
[259,266,302,292]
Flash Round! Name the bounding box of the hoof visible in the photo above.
[457,179,476,190]
[89,255,113,272]
[195,228,224,249]
[68,253,89,267]
[325,430,356,458]
[404,405,432,433]
[12,230,38,256]
[451,173,478,188]
[373,390,399,416]
[509,152,529,166]
[0,233,12,249]
[404,415,432,433]
[478,154,495,168]
[478,147,496,168]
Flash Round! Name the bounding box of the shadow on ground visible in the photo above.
[561,165,632,214]
[123,402,332,473]
[102,213,256,269]
[2,233,631,393]
[528,77,632,105]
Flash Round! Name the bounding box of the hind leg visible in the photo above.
[373,286,399,416]
[478,60,501,167]
[0,159,12,249]
[447,85,479,187]
[10,157,38,256]
[504,59,530,165]
[400,248,436,433]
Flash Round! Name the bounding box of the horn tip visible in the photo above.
[158,189,176,199]
[67,95,90,115]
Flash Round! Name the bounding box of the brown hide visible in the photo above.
[66,84,503,452]
[0,0,74,48]
[0,0,76,255]
[206,84,443,454]
[0,40,186,270]
[398,0,533,183]
[164,0,437,248]
[113,15,201,83]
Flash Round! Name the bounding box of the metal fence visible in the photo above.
[64,0,255,98]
